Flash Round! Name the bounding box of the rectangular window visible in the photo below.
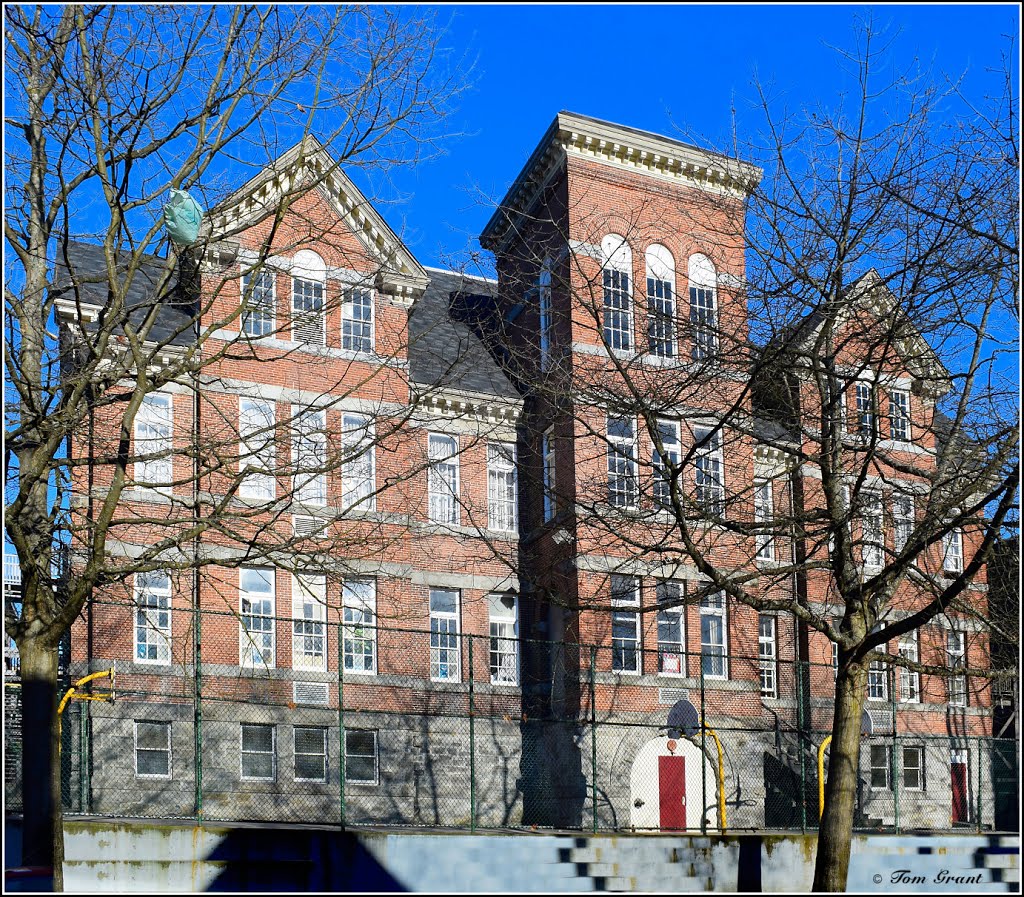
[754,480,775,561]
[341,288,373,353]
[647,276,675,357]
[868,658,888,701]
[653,418,680,511]
[344,730,378,785]
[134,721,171,778]
[428,433,459,524]
[889,389,910,442]
[831,640,839,680]
[656,580,685,675]
[855,383,875,439]
[341,413,375,510]
[943,528,964,574]
[862,491,884,569]
[135,571,171,664]
[538,272,553,371]
[136,393,173,490]
[947,629,967,707]
[611,575,640,674]
[293,408,327,506]
[292,276,325,344]
[292,574,326,671]
[898,631,920,704]
[294,726,327,783]
[603,267,632,351]
[689,285,717,360]
[488,594,518,685]
[429,589,460,681]
[240,723,276,781]
[542,427,556,522]
[902,745,925,790]
[694,425,724,514]
[487,443,518,532]
[241,269,275,337]
[893,492,914,553]
[607,414,637,508]
[870,744,892,790]
[239,397,276,501]
[342,578,376,674]
[759,615,778,698]
[240,568,275,668]
[700,591,727,679]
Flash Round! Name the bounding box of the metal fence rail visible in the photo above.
[3,608,1018,836]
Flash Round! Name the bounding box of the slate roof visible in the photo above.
[408,268,518,400]
[54,241,198,347]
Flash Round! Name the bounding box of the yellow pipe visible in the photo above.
[818,734,833,819]
[703,726,727,832]
[57,668,115,741]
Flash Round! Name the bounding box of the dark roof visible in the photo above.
[54,241,198,347]
[408,268,518,400]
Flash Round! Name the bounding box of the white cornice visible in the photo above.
[411,385,522,428]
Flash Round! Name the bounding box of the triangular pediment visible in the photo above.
[206,135,428,306]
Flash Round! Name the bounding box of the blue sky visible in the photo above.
[361,3,1020,269]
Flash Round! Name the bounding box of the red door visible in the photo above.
[659,755,687,831]
[951,761,968,824]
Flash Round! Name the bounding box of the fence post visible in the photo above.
[338,619,346,829]
[79,701,89,812]
[590,646,597,834]
[700,652,707,835]
[796,656,806,833]
[468,634,476,833]
[976,737,982,833]
[891,674,899,834]
[193,583,203,821]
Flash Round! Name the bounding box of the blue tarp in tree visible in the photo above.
[163,189,204,246]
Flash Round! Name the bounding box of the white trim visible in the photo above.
[240,723,276,782]
[133,720,172,780]
[293,725,328,784]
[133,571,172,665]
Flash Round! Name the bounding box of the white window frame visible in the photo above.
[902,744,925,791]
[611,575,641,675]
[240,567,276,669]
[427,433,459,524]
[869,743,892,790]
[754,479,775,562]
[240,723,276,781]
[342,578,377,675]
[341,287,374,353]
[487,442,518,532]
[653,418,680,511]
[898,631,920,704]
[602,234,633,351]
[134,571,172,664]
[341,412,375,511]
[240,267,276,337]
[646,244,676,358]
[293,407,327,506]
[861,490,884,571]
[867,656,888,702]
[542,427,556,522]
[855,382,875,440]
[293,725,328,783]
[759,614,778,698]
[134,720,172,779]
[344,729,379,785]
[893,492,914,554]
[656,579,686,676]
[488,593,519,686]
[429,588,461,682]
[688,254,717,360]
[699,591,728,679]
[538,260,553,371]
[607,414,637,509]
[943,527,964,575]
[947,628,967,707]
[291,250,326,345]
[693,424,725,514]
[292,574,327,672]
[239,397,276,501]
[888,388,911,443]
[135,392,173,491]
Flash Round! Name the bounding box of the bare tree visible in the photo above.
[480,26,1017,892]
[4,5,465,883]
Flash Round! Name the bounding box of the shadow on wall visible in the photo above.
[204,828,407,892]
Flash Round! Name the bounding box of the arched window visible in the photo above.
[292,250,326,344]
[601,234,632,351]
[538,258,553,371]
[688,254,717,360]
[645,244,676,357]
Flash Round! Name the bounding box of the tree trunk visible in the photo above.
[812,659,868,892]
[17,636,64,890]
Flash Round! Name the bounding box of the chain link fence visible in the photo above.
[4,608,1019,835]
